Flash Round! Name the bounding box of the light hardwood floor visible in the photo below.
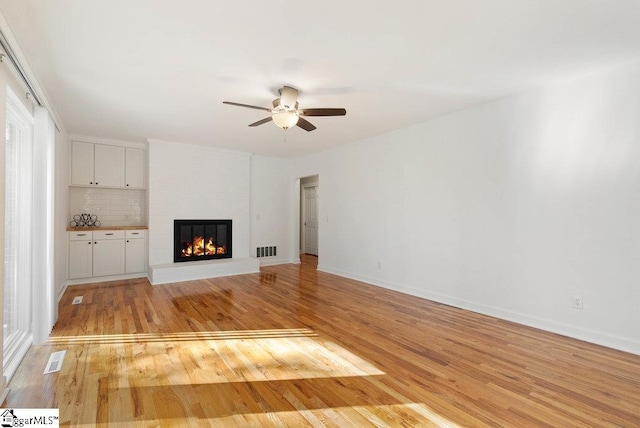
[4,255,639,426]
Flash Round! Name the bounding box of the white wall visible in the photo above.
[293,62,640,354]
[147,139,252,265]
[250,155,294,265]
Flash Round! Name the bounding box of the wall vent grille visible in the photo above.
[256,246,276,258]
[44,350,67,374]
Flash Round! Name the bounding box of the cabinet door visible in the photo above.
[125,147,145,189]
[125,238,146,273]
[70,141,95,186]
[69,240,93,279]
[92,239,125,276]
[94,144,125,187]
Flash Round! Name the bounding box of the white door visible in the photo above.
[4,89,34,380]
[303,186,318,255]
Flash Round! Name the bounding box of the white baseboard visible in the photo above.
[317,265,640,355]
[57,282,68,302]
[3,333,33,383]
[67,272,148,286]
[259,257,294,267]
[0,376,8,406]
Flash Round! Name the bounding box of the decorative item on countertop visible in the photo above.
[70,213,101,228]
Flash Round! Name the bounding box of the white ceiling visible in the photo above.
[1,1,639,158]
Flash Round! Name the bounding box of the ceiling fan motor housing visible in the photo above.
[278,86,299,110]
[272,98,299,112]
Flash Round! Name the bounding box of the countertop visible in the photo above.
[67,226,148,231]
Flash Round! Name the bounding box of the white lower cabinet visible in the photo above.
[68,229,147,280]
[92,231,126,276]
[125,230,146,274]
[69,233,93,279]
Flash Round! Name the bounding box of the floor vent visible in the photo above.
[256,246,277,258]
[72,296,83,305]
[44,350,66,374]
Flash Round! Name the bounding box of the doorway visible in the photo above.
[300,175,319,257]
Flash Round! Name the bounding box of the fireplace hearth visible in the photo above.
[174,219,232,263]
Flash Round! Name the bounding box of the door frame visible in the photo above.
[301,182,319,256]
[3,88,35,382]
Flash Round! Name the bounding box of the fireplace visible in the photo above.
[174,219,232,263]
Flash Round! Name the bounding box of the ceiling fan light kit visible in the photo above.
[223,85,346,132]
[272,111,299,129]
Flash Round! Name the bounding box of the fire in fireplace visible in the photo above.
[174,219,232,263]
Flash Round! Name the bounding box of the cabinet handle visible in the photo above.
[77,233,86,236]
[105,233,114,235]
[131,232,139,235]
[88,242,91,245]
[94,242,97,244]
[126,240,129,243]
[126,184,129,187]
[90,182,93,184]
[95,182,99,185]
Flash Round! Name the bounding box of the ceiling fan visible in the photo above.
[223,86,346,132]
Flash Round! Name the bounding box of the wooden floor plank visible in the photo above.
[3,255,639,426]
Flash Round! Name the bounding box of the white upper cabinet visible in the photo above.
[70,141,95,186]
[94,144,125,187]
[125,147,145,189]
[70,140,146,189]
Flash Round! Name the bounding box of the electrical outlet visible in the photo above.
[572,295,584,310]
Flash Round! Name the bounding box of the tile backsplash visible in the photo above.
[69,187,146,227]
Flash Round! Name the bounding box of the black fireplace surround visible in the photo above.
[174,219,232,263]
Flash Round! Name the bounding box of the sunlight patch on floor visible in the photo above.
[53,329,384,390]
[48,328,318,344]
[63,403,459,427]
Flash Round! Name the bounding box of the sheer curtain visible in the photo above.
[32,105,57,344]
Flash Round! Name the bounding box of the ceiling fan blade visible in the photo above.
[223,101,272,112]
[249,117,273,127]
[300,108,347,116]
[297,117,317,132]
